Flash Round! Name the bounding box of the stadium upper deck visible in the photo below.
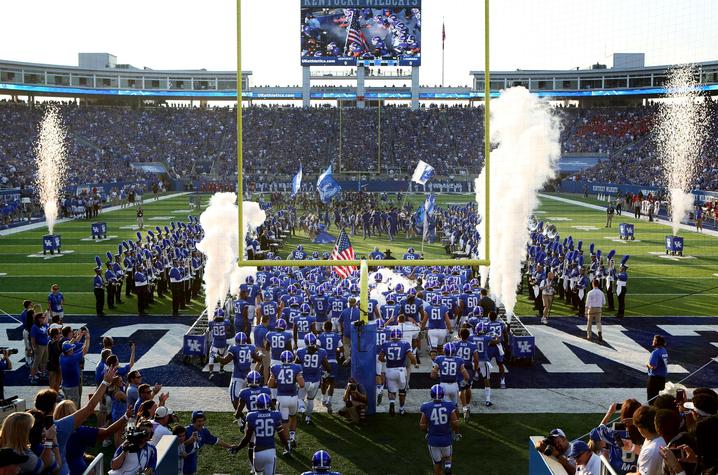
[2,57,718,104]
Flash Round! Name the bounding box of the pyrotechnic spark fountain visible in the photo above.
[34,107,67,234]
[655,65,710,235]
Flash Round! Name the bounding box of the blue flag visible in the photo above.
[317,164,342,204]
[411,160,435,185]
[291,163,302,198]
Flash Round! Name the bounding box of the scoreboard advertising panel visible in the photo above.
[301,0,421,67]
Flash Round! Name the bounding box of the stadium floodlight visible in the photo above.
[235,0,492,322]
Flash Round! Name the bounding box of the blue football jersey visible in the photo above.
[454,340,477,371]
[376,328,389,348]
[318,332,342,362]
[469,335,489,361]
[259,302,278,327]
[293,315,316,341]
[487,321,506,340]
[265,331,291,360]
[433,355,463,383]
[228,344,256,378]
[329,296,347,319]
[420,400,456,447]
[208,320,230,348]
[296,347,327,383]
[459,293,480,316]
[238,386,271,411]
[246,410,283,451]
[271,363,302,396]
[381,340,411,368]
[312,295,330,318]
[427,305,449,329]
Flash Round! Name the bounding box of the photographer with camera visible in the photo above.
[534,428,576,475]
[0,347,15,401]
[109,421,157,475]
[338,377,368,424]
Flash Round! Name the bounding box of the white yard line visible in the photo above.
[0,193,190,237]
[538,193,718,238]
[6,386,716,414]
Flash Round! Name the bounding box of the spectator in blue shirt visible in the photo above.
[59,329,91,408]
[29,311,49,384]
[183,411,237,475]
[647,335,669,403]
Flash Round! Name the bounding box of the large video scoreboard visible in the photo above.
[300,0,421,67]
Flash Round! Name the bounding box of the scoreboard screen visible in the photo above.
[300,1,421,67]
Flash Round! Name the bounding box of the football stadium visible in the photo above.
[1,0,718,474]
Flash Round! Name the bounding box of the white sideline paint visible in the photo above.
[538,193,718,238]
[8,385,717,414]
[0,192,189,236]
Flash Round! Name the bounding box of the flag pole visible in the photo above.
[441,17,445,87]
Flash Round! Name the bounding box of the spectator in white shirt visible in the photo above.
[627,405,666,475]
[150,406,174,446]
[585,279,606,342]
[567,440,602,475]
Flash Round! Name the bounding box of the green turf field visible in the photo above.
[1,192,716,317]
[83,412,599,474]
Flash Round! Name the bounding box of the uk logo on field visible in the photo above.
[186,339,201,353]
[44,239,53,247]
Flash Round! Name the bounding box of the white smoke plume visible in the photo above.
[369,268,415,310]
[34,107,67,235]
[197,193,239,314]
[476,87,561,316]
[228,201,267,297]
[654,65,710,235]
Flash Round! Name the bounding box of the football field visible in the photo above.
[2,192,718,474]
[1,191,716,318]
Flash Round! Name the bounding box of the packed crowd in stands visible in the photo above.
[2,100,718,194]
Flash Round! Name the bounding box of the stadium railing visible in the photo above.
[81,453,103,475]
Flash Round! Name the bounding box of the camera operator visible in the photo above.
[109,421,157,475]
[0,347,15,401]
[338,377,368,424]
[534,428,576,475]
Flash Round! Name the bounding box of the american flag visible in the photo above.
[331,229,356,279]
[345,10,368,54]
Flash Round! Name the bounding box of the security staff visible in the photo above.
[134,265,149,317]
[169,261,183,317]
[105,262,117,310]
[93,267,105,317]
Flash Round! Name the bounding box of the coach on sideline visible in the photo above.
[585,279,605,342]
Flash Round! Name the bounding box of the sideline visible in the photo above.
[538,193,718,238]
[0,192,190,237]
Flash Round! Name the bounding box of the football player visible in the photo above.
[420,385,460,475]
[301,450,341,475]
[455,328,479,419]
[264,319,292,401]
[374,318,389,405]
[421,295,452,357]
[293,303,316,350]
[268,350,305,448]
[431,343,469,406]
[296,333,329,424]
[486,311,508,388]
[379,328,417,416]
[216,332,259,410]
[317,321,343,413]
[472,322,494,406]
[207,307,230,380]
[236,393,289,471]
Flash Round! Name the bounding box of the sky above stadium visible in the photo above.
[1,0,717,88]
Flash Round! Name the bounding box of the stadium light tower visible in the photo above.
[235,0,492,321]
